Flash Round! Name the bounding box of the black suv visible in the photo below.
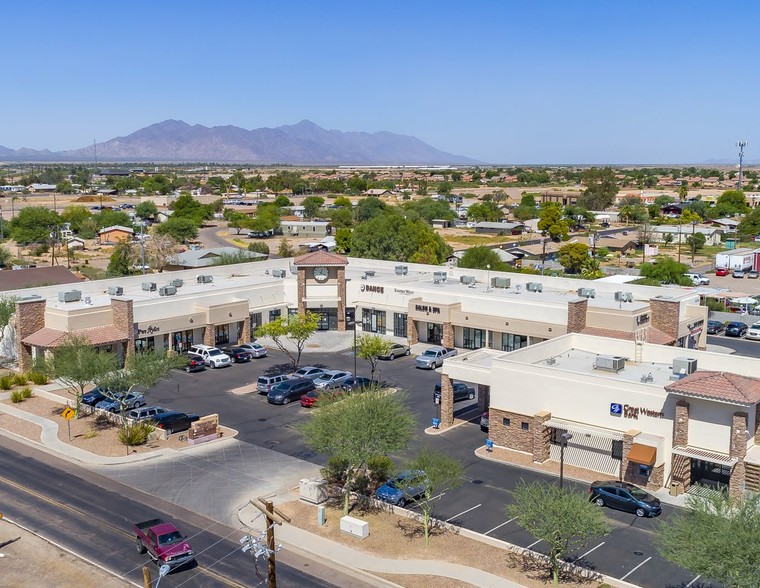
[433,382,475,403]
[589,481,661,517]
[220,346,252,363]
[152,411,200,434]
[267,377,315,405]
[183,353,206,373]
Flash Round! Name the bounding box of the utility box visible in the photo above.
[340,515,369,539]
[670,482,683,497]
[299,478,328,504]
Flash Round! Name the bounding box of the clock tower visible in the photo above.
[293,251,349,331]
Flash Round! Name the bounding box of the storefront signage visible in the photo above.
[137,325,160,336]
[635,314,650,326]
[415,304,441,315]
[394,288,414,296]
[619,403,664,419]
[360,284,384,294]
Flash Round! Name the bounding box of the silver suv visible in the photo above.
[188,344,231,368]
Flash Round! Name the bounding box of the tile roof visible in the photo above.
[293,251,347,267]
[22,325,127,348]
[665,371,760,405]
[581,326,676,346]
[0,266,83,293]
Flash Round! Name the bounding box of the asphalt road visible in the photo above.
[147,349,715,588]
[0,437,368,588]
[707,334,760,357]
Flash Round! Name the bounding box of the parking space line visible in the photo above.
[620,556,651,581]
[577,542,605,559]
[685,575,702,587]
[445,504,481,522]
[526,539,543,549]
[484,518,515,535]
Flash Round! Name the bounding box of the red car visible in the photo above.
[133,518,194,569]
[299,389,342,408]
[716,267,729,276]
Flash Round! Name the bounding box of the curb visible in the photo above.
[424,407,481,436]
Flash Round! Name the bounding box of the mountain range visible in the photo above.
[0,120,479,165]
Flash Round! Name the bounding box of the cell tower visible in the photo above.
[737,141,748,190]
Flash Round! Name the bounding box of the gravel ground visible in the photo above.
[373,573,475,588]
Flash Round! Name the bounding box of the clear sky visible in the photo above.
[2,1,758,164]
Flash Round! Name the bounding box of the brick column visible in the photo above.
[439,373,454,428]
[239,316,251,344]
[297,267,306,315]
[621,429,640,482]
[337,267,346,332]
[650,298,680,343]
[532,411,551,463]
[203,325,215,346]
[671,400,691,488]
[566,298,588,333]
[729,411,748,501]
[477,384,490,414]
[407,318,419,345]
[442,322,454,348]
[754,404,760,444]
[15,299,47,371]
[110,298,134,356]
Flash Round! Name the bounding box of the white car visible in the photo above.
[684,273,710,286]
[746,322,760,341]
[238,342,267,358]
[188,344,231,368]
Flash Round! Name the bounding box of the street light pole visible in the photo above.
[691,220,698,265]
[486,263,491,292]
[541,231,547,276]
[559,432,573,490]
[677,223,682,264]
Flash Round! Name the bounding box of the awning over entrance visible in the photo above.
[627,443,657,467]
[544,417,625,441]
[672,445,737,466]
[22,325,127,348]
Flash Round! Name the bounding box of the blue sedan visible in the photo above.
[375,470,427,507]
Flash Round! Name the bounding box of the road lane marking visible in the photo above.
[526,539,543,549]
[578,542,605,559]
[686,575,702,587]
[620,556,652,581]
[445,503,482,522]
[484,518,515,535]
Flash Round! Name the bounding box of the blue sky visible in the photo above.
[2,1,758,164]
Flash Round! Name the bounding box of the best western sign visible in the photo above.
[611,402,663,419]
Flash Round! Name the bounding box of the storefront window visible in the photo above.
[502,333,528,352]
[269,309,282,322]
[134,338,155,353]
[215,324,230,345]
[250,312,262,331]
[362,309,386,334]
[462,327,486,350]
[313,308,338,331]
[173,330,194,353]
[393,313,407,338]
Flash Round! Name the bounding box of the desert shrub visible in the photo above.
[367,455,394,487]
[94,412,114,429]
[30,243,49,256]
[247,242,270,256]
[20,387,32,399]
[83,430,99,439]
[13,373,29,387]
[27,371,49,385]
[0,375,14,390]
[10,390,25,403]
[320,456,349,485]
[118,420,155,446]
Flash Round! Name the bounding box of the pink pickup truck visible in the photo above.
[133,518,195,568]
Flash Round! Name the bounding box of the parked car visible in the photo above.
[589,481,661,518]
[725,321,749,337]
[314,370,353,390]
[706,320,725,335]
[220,346,253,363]
[715,267,729,276]
[256,373,290,394]
[340,376,372,392]
[433,382,476,403]
[684,273,710,286]
[733,269,746,279]
[188,344,231,368]
[748,270,759,279]
[480,411,489,433]
[415,346,458,369]
[267,377,315,405]
[375,470,427,507]
[378,343,411,360]
[152,411,200,434]
[299,388,343,408]
[96,392,145,413]
[127,406,170,422]
[82,387,109,406]
[238,342,267,358]
[133,518,195,569]
[289,366,325,380]
[182,352,206,373]
[746,322,760,341]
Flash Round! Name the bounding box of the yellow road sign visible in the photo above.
[61,407,75,421]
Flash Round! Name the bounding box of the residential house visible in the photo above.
[280,220,331,239]
[27,183,57,192]
[474,222,523,235]
[97,225,134,245]
[165,247,266,271]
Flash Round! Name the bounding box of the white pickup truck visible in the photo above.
[415,346,458,369]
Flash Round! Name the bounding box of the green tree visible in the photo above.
[356,197,386,222]
[170,193,213,225]
[738,207,760,239]
[106,240,137,276]
[457,246,507,271]
[278,238,295,258]
[225,211,248,234]
[93,209,133,230]
[437,181,452,195]
[354,334,392,381]
[506,481,610,586]
[686,231,706,256]
[300,388,416,515]
[255,312,319,369]
[558,242,589,273]
[302,196,325,219]
[714,189,748,216]
[155,217,198,243]
[0,247,12,269]
[403,198,456,223]
[657,491,760,588]
[335,227,352,253]
[135,200,158,220]
[56,180,74,194]
[8,206,61,244]
[581,256,604,279]
[0,295,18,350]
[466,201,502,222]
[247,241,270,256]
[61,205,93,234]
[400,448,463,546]
[273,194,292,207]
[639,256,692,285]
[333,196,352,208]
[537,203,569,240]
[579,167,619,210]
[210,250,266,266]
[329,207,354,229]
[678,182,688,200]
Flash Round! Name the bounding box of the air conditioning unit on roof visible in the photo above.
[107,286,123,296]
[526,282,543,292]
[159,286,177,296]
[578,287,596,298]
[58,290,82,303]
[142,282,156,292]
[272,269,286,278]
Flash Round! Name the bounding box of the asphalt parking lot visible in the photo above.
[146,349,717,588]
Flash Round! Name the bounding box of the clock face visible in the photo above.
[313,266,329,282]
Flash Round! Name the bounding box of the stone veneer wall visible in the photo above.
[14,299,47,371]
[239,317,251,344]
[407,318,419,345]
[650,297,680,342]
[336,267,346,332]
[566,298,588,334]
[532,411,551,462]
[477,384,490,414]
[442,322,454,348]
[755,404,760,444]
[671,400,691,489]
[110,298,134,356]
[297,268,306,315]
[203,324,215,346]
[439,374,454,428]
[621,429,664,490]
[488,408,534,454]
[729,411,748,501]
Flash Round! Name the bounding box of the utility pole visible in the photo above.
[737,141,748,190]
[242,497,291,588]
[140,223,146,274]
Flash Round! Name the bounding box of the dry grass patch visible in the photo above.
[373,573,476,588]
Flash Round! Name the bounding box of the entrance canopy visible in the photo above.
[672,445,737,466]
[627,443,657,467]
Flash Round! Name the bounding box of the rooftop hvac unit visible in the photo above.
[159,286,177,296]
[18,294,42,301]
[594,355,626,373]
[614,291,633,303]
[672,357,697,377]
[460,275,475,284]
[526,282,543,292]
[364,270,376,278]
[107,286,123,296]
[142,282,157,292]
[433,276,442,285]
[169,279,184,288]
[58,290,82,303]
[395,265,408,276]
[197,275,214,284]
[272,269,286,278]
[578,288,596,298]
[433,271,448,282]
[491,277,511,289]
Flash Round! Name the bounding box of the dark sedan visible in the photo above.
[182,353,206,373]
[341,376,372,392]
[706,320,725,335]
[82,387,109,406]
[220,346,253,363]
[433,382,475,403]
[152,411,200,434]
[725,321,749,337]
[589,481,661,517]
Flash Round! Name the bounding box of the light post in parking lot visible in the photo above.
[691,219,698,264]
[559,432,573,490]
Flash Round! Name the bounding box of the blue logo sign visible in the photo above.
[610,403,623,416]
